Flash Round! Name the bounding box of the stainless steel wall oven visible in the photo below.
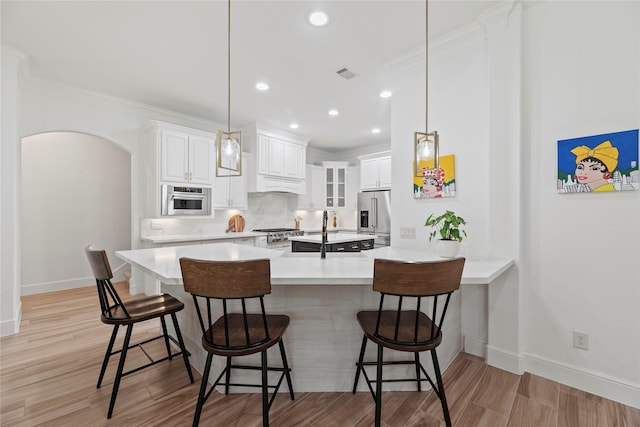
[161,185,211,216]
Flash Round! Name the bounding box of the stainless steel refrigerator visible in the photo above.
[357,190,391,247]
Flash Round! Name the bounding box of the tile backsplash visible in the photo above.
[141,192,357,239]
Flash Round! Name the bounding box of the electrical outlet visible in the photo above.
[573,331,589,350]
[400,227,415,239]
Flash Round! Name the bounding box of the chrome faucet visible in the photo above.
[321,210,328,259]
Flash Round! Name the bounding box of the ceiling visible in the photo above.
[1,0,500,151]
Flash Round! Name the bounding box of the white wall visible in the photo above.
[1,50,23,336]
[390,0,640,407]
[21,132,131,294]
[521,0,640,404]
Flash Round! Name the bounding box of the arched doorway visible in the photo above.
[21,131,131,295]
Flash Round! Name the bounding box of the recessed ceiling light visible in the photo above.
[328,109,339,116]
[309,11,329,27]
[255,82,269,91]
[289,123,299,129]
[379,90,392,98]
[371,128,381,134]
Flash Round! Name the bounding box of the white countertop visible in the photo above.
[116,243,514,286]
[288,232,376,244]
[140,231,267,244]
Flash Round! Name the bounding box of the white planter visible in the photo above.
[436,240,460,258]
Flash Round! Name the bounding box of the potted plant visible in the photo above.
[424,210,467,258]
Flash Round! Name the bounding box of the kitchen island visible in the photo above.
[289,232,375,252]
[116,243,513,392]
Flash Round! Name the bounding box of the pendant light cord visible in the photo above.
[227,0,231,133]
[425,0,428,133]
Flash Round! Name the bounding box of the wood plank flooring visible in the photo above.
[1,284,639,426]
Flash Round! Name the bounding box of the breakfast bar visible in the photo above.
[116,243,514,392]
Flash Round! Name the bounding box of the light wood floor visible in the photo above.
[1,283,639,426]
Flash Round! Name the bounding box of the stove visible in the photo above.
[253,228,304,247]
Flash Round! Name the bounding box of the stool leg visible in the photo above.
[98,324,119,388]
[261,350,269,427]
[224,357,232,395]
[352,335,368,393]
[431,349,452,427]
[375,344,383,427]
[160,316,172,360]
[415,352,422,392]
[107,323,133,419]
[193,353,213,427]
[171,313,194,383]
[278,340,295,400]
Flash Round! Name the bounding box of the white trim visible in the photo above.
[487,345,524,374]
[524,352,640,409]
[486,346,640,408]
[463,336,487,359]
[0,300,22,337]
[20,263,129,296]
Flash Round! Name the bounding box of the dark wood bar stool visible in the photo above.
[84,245,194,418]
[352,257,466,427]
[179,257,294,427]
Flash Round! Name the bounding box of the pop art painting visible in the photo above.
[413,154,456,199]
[557,129,639,193]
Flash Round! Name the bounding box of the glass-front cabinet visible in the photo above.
[323,161,348,208]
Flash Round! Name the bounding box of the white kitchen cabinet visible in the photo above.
[243,124,309,194]
[323,161,349,209]
[143,121,216,218]
[297,164,324,210]
[359,152,391,190]
[159,126,214,185]
[347,166,360,209]
[214,153,248,209]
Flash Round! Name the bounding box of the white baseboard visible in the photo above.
[487,345,524,374]
[463,336,487,359]
[486,345,640,408]
[20,263,130,296]
[0,300,22,337]
[21,276,95,296]
[524,352,640,409]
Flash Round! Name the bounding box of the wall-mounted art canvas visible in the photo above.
[413,154,456,199]
[557,129,639,193]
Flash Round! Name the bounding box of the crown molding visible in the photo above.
[386,0,518,76]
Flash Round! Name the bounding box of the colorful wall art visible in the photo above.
[413,154,456,199]
[557,129,639,193]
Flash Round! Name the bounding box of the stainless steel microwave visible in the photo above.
[161,185,211,216]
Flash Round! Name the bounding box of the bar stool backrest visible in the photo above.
[179,257,272,352]
[371,257,465,347]
[85,244,130,321]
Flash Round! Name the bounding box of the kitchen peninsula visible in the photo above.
[116,243,513,392]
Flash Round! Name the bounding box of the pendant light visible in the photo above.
[414,0,439,177]
[216,0,242,176]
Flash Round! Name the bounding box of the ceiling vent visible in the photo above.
[336,67,358,80]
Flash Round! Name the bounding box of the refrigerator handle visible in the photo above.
[372,197,378,228]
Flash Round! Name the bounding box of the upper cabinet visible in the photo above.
[359,151,391,191]
[243,124,309,194]
[297,164,324,210]
[157,124,214,185]
[214,153,248,210]
[323,161,349,209]
[143,121,216,217]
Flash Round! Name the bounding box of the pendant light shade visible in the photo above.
[216,0,242,176]
[413,0,439,177]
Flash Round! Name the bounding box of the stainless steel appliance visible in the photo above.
[252,228,305,249]
[161,185,211,216]
[357,190,391,247]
